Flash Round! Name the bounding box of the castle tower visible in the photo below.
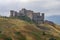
[14,11,18,16]
[26,10,33,20]
[42,13,44,20]
[32,12,44,24]
[10,10,18,17]
[32,12,41,24]
[42,13,44,23]
[10,10,14,17]
[19,8,27,16]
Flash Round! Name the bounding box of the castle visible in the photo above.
[10,8,44,24]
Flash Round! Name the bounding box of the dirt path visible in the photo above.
[50,25,60,33]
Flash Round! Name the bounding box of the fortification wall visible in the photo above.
[10,8,44,24]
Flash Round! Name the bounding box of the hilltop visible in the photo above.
[0,17,60,40]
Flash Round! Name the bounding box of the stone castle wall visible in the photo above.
[10,8,44,24]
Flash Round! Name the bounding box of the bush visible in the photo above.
[0,34,12,40]
[0,34,6,38]
[42,32,46,35]
[17,16,34,24]
[49,37,56,40]
[15,32,21,35]
[0,31,2,33]
[4,37,12,40]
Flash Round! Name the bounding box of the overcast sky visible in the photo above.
[0,0,60,17]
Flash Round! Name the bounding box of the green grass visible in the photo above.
[31,32,41,40]
[15,32,26,40]
[0,17,60,40]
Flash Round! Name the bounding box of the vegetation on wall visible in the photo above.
[14,16,34,24]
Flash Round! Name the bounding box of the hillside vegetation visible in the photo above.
[0,17,60,40]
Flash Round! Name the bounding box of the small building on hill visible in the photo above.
[10,8,44,24]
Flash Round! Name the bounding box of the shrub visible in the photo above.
[42,32,46,35]
[16,16,34,24]
[0,31,2,33]
[15,32,21,35]
[4,37,12,40]
[0,34,6,38]
[49,37,56,40]
[0,34,12,40]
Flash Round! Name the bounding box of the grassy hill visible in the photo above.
[0,17,60,40]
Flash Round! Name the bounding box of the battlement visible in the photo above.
[10,8,44,24]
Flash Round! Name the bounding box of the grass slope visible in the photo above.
[0,17,60,40]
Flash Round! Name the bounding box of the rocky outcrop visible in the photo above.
[44,20,55,27]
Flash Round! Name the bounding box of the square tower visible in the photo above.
[32,13,44,24]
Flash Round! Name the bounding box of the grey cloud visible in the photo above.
[0,0,60,17]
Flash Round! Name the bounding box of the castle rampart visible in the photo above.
[10,8,44,24]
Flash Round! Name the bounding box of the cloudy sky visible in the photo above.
[0,0,60,17]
